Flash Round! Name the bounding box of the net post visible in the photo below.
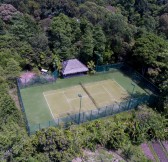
[79,82,98,108]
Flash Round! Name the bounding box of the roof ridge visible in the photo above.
[62,59,88,75]
[62,60,68,74]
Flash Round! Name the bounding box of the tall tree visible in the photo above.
[5,58,21,81]
[104,13,135,60]
[10,14,39,41]
[133,33,168,73]
[81,28,94,62]
[93,26,106,56]
[50,14,79,59]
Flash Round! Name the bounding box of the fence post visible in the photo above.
[111,105,114,115]
[75,114,76,122]
[82,112,84,123]
[90,110,92,120]
[136,98,139,107]
[148,95,152,104]
[39,123,41,130]
[119,103,121,112]
[127,98,131,109]
[27,125,30,136]
[17,78,32,135]
[58,118,59,126]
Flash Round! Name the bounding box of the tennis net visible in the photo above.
[79,82,99,108]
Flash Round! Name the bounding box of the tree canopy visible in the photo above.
[0,0,168,161]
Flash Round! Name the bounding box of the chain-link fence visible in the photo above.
[96,63,124,72]
[95,63,160,95]
[17,63,160,135]
[28,95,152,135]
[16,79,30,133]
[120,64,160,95]
[18,74,56,89]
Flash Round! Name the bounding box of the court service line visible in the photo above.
[43,92,55,120]
[63,92,73,110]
[91,91,106,96]
[44,91,63,96]
[85,82,100,87]
[101,84,116,101]
[68,95,88,101]
[113,80,128,92]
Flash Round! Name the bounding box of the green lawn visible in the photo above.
[21,69,147,133]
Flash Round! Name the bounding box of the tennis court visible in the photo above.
[43,80,129,119]
[20,69,148,134]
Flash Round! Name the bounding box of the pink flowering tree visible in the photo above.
[0,4,20,21]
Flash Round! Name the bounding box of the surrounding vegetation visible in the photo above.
[0,0,168,161]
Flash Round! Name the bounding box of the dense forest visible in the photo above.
[0,0,168,161]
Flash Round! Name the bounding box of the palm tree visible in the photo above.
[87,60,96,74]
[53,55,62,76]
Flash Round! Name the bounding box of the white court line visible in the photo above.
[68,95,88,101]
[91,91,106,96]
[44,85,85,97]
[101,84,116,101]
[85,82,100,87]
[44,91,63,97]
[112,80,127,92]
[63,91,73,110]
[43,92,55,120]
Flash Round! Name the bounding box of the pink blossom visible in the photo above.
[0,4,21,21]
[20,72,35,84]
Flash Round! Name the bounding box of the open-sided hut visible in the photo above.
[62,59,88,78]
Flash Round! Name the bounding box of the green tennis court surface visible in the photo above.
[43,80,129,119]
[20,69,147,131]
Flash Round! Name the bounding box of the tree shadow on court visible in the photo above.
[55,91,153,128]
[121,91,148,102]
